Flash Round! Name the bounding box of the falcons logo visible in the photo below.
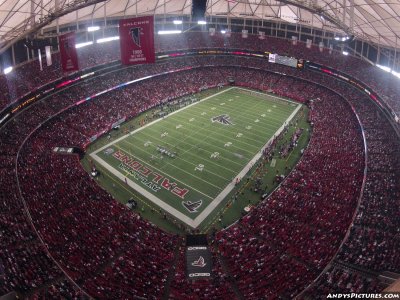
[182,200,202,213]
[192,256,206,268]
[211,114,234,125]
[130,27,143,47]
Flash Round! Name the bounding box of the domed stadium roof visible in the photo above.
[0,0,399,51]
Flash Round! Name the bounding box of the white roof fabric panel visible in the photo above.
[0,0,399,49]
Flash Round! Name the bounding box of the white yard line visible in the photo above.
[89,153,199,227]
[188,101,291,125]
[115,143,223,192]
[184,96,291,123]
[236,87,300,105]
[91,89,237,228]
[138,126,253,165]
[92,148,214,199]
[173,110,281,146]
[190,103,303,227]
[91,87,303,228]
[177,99,288,140]
[120,139,232,182]
[124,131,240,173]
[93,87,235,155]
[153,123,259,154]
[173,110,284,145]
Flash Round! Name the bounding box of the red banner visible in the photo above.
[119,16,155,65]
[59,32,79,72]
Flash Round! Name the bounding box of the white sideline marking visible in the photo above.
[119,140,230,184]
[90,154,197,226]
[126,130,239,173]
[191,103,302,227]
[93,87,234,154]
[236,87,300,105]
[90,87,302,228]
[98,144,215,199]
[91,88,234,227]
[140,124,253,163]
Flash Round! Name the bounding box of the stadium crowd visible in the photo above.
[334,89,400,275]
[2,66,228,298]
[1,32,400,120]
[17,116,179,299]
[217,80,365,298]
[284,61,400,298]
[0,42,120,108]
[301,265,386,297]
[26,279,87,300]
[0,52,399,298]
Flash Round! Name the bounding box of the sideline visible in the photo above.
[91,88,302,228]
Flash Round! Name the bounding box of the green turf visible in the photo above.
[89,87,302,230]
[200,107,311,233]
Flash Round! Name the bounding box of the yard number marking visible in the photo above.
[195,164,205,171]
[210,152,220,159]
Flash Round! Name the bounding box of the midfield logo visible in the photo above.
[182,200,202,213]
[192,256,206,268]
[211,114,234,125]
[130,27,142,47]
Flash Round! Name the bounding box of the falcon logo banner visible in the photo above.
[192,256,206,268]
[130,27,142,47]
[186,246,212,279]
[119,16,155,65]
[59,32,79,72]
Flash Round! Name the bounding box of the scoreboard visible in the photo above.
[268,53,298,68]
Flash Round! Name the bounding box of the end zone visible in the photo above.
[90,88,302,228]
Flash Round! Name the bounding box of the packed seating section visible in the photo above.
[301,265,387,298]
[0,52,399,298]
[217,76,365,298]
[1,32,400,120]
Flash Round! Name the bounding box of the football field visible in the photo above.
[91,87,302,228]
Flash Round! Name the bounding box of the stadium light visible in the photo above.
[173,20,182,25]
[3,66,12,74]
[87,26,100,32]
[376,64,391,73]
[158,30,182,35]
[75,41,93,49]
[97,36,119,43]
[198,20,207,25]
[335,36,350,42]
[342,51,349,56]
[392,70,400,79]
